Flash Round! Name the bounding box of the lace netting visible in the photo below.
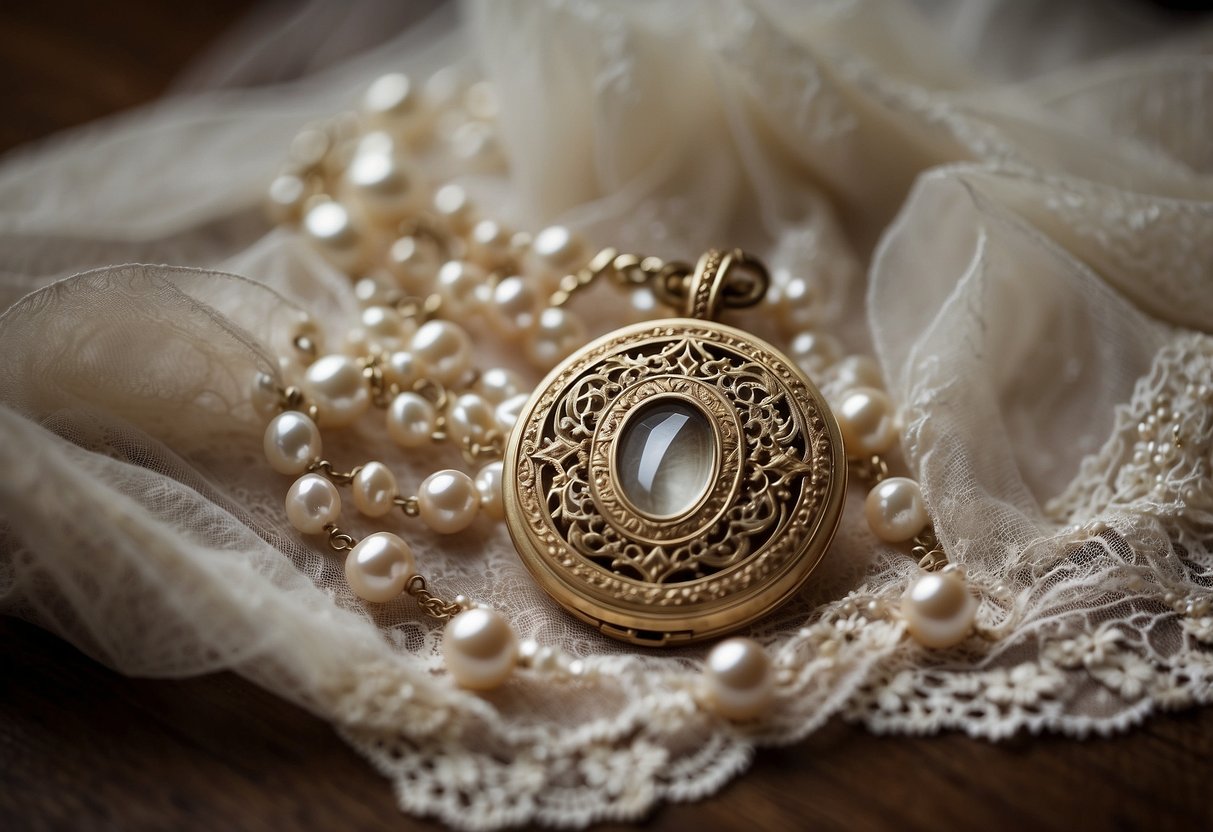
[1,2,1211,829]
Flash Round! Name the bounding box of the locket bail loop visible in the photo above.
[684,249,771,321]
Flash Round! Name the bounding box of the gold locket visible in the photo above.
[503,250,847,645]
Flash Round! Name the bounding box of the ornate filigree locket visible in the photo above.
[503,250,847,645]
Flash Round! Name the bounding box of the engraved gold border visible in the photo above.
[503,318,847,645]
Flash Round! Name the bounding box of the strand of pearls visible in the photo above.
[258,67,979,716]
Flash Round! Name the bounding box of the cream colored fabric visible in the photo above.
[2,1,1212,828]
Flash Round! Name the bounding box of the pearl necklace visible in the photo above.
[258,68,980,719]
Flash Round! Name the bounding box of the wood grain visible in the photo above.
[1,3,1211,831]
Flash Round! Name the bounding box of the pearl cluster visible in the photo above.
[260,67,979,710]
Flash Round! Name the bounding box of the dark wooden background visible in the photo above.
[1,3,1210,830]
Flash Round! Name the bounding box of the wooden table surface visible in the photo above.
[2,4,1211,830]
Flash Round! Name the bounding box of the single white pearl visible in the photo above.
[363,72,416,118]
[525,307,585,369]
[474,460,506,521]
[345,531,416,603]
[353,129,395,158]
[836,387,898,457]
[418,469,480,534]
[704,637,775,721]
[789,331,842,376]
[443,608,518,690]
[360,305,409,347]
[495,392,530,435]
[488,276,540,339]
[423,65,466,109]
[352,461,399,518]
[288,126,330,168]
[266,173,307,222]
[436,260,487,317]
[264,411,322,475]
[627,286,666,322]
[410,320,473,386]
[251,371,282,421]
[902,571,977,649]
[303,355,370,428]
[776,274,823,334]
[467,219,512,269]
[285,473,341,534]
[463,80,499,121]
[361,73,428,140]
[343,150,424,223]
[475,367,526,405]
[834,355,884,391]
[387,234,441,296]
[302,201,365,274]
[386,391,436,448]
[531,225,585,272]
[353,273,396,307]
[865,477,929,543]
[450,120,503,171]
[433,184,475,232]
[448,392,497,446]
[383,350,422,389]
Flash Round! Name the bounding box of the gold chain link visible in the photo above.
[548,247,693,309]
[406,574,464,621]
[911,527,949,571]
[308,459,363,485]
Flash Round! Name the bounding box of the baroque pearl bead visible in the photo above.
[474,461,505,521]
[418,469,480,534]
[525,307,585,369]
[448,393,497,446]
[386,391,436,448]
[345,531,415,603]
[352,461,399,518]
[264,411,322,475]
[704,638,775,720]
[443,608,518,690]
[411,320,472,386]
[285,473,341,534]
[903,571,977,649]
[836,387,898,456]
[303,355,370,428]
[475,367,525,405]
[865,477,928,543]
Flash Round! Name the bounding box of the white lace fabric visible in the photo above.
[2,1,1212,828]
